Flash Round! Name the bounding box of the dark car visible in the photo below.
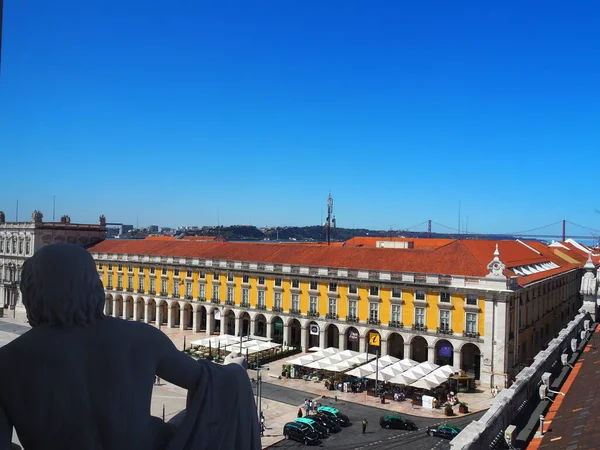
[379,414,418,430]
[317,406,351,427]
[283,422,320,445]
[426,424,462,440]
[306,414,342,433]
[295,418,329,439]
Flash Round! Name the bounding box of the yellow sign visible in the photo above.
[369,332,380,347]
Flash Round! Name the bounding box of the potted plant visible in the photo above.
[444,403,454,416]
[459,402,469,414]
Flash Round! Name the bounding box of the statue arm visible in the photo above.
[0,401,12,450]
[150,326,203,391]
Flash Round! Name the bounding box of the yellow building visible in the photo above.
[89,237,586,387]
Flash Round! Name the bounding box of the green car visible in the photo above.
[295,418,328,438]
[316,406,350,427]
[379,414,418,430]
[426,424,462,439]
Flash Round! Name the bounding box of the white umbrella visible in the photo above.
[411,377,441,390]
[388,371,420,385]
[377,355,400,366]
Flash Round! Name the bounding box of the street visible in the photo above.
[255,382,485,450]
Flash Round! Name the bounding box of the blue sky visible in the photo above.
[1,1,599,236]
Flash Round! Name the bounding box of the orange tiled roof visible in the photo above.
[88,238,583,284]
[145,236,177,241]
[180,235,219,241]
[342,236,455,248]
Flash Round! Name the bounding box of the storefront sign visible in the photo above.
[439,344,452,358]
[309,324,320,335]
[349,331,359,342]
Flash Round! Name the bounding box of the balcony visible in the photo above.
[241,302,250,308]
[225,299,235,306]
[115,287,123,292]
[346,316,359,323]
[185,295,193,300]
[106,285,113,290]
[126,288,134,292]
[436,326,453,335]
[272,306,283,313]
[463,331,480,339]
[307,311,319,318]
[367,318,380,325]
[211,298,220,304]
[149,290,156,295]
[412,323,427,332]
[289,308,301,315]
[388,321,404,329]
[325,313,338,320]
[256,304,267,310]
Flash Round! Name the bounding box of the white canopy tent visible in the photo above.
[366,358,418,381]
[388,362,439,385]
[190,334,240,348]
[287,353,324,366]
[346,355,399,378]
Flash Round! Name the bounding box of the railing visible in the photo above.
[346,316,359,323]
[149,290,156,295]
[367,318,381,325]
[126,288,134,292]
[160,291,168,296]
[436,327,453,335]
[289,308,301,315]
[272,306,283,312]
[325,313,338,320]
[185,295,193,300]
[241,301,250,308]
[463,331,480,339]
[388,321,404,329]
[256,304,267,310]
[307,311,319,318]
[412,323,427,331]
[107,285,113,290]
[115,287,123,291]
[211,298,220,304]
[225,299,235,306]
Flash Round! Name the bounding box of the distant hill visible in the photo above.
[182,225,516,242]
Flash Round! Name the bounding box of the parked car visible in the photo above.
[306,414,341,433]
[295,418,329,438]
[317,406,351,427]
[426,424,462,439]
[283,422,320,445]
[379,414,418,430]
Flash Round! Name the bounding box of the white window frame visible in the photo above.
[415,307,425,326]
[466,294,478,306]
[348,299,357,318]
[187,270,193,278]
[258,290,266,308]
[161,280,168,294]
[329,283,337,292]
[391,304,402,323]
[213,273,219,282]
[117,275,123,289]
[275,278,282,287]
[128,275,133,290]
[107,274,113,288]
[274,292,282,309]
[227,286,234,302]
[415,290,426,301]
[369,302,379,322]
[149,278,156,293]
[242,275,249,283]
[291,294,299,311]
[465,312,478,333]
[138,276,144,292]
[186,282,193,297]
[328,298,337,316]
[291,279,299,288]
[310,281,318,290]
[212,285,220,300]
[174,269,180,276]
[369,286,379,297]
[309,296,318,314]
[199,284,206,300]
[242,288,249,305]
[391,287,402,298]
[199,271,206,279]
[173,281,180,297]
[227,273,234,282]
[440,292,451,303]
[439,309,451,331]
[348,284,358,294]
[258,276,265,285]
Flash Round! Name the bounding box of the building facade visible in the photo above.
[0,210,106,311]
[89,237,591,388]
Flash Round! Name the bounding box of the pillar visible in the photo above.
[301,326,308,352]
[207,312,214,335]
[359,335,366,353]
[427,346,435,364]
[168,306,175,328]
[193,307,200,332]
[155,304,162,327]
[267,321,273,341]
[113,298,119,318]
[319,328,326,349]
[404,342,411,360]
[250,318,257,336]
[339,332,346,350]
[380,339,388,356]
[144,302,152,324]
[180,306,186,331]
[234,315,241,337]
[134,301,141,321]
[453,350,461,372]
[283,323,289,348]
[104,300,110,316]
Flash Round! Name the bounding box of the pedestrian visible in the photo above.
[297,407,303,418]
[362,419,368,434]
[260,414,265,436]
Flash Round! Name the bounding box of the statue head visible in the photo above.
[0,211,5,223]
[20,243,105,328]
